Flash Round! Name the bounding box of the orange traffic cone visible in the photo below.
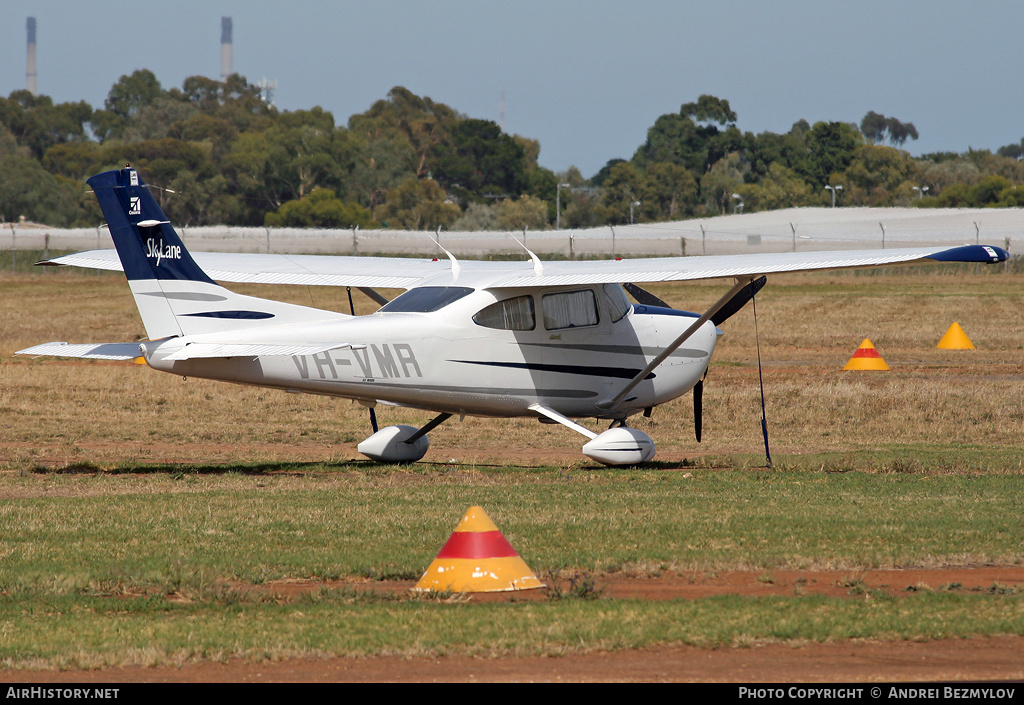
[414,506,544,593]
[843,338,889,371]
[937,322,975,350]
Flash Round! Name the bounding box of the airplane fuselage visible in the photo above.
[141,286,718,421]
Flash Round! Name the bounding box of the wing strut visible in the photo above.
[358,287,389,306]
[347,289,381,434]
[598,277,756,411]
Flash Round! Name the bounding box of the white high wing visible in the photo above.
[17,167,1010,465]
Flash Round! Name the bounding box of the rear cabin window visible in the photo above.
[542,289,599,330]
[473,295,536,330]
[378,286,473,313]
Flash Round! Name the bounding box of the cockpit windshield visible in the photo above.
[378,286,474,313]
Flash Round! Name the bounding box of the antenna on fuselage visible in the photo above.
[430,226,461,276]
[510,228,543,275]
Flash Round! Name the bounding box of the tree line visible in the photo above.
[1,70,1022,230]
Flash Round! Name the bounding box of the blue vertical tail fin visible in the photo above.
[87,165,346,340]
[87,166,217,286]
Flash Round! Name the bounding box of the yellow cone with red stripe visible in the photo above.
[414,506,544,593]
[843,338,889,371]
[937,322,975,349]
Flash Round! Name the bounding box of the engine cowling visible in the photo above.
[582,427,656,466]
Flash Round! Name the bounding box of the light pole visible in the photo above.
[630,200,641,225]
[912,186,930,199]
[556,182,570,230]
[825,184,843,208]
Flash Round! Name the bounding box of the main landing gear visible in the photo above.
[357,412,451,463]
[356,406,656,467]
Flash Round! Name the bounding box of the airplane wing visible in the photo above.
[41,250,450,290]
[487,244,1007,287]
[41,244,1007,289]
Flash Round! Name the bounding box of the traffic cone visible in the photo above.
[937,322,975,350]
[414,506,544,593]
[843,338,889,371]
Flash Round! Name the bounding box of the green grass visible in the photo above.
[2,586,1022,669]
[2,460,1024,669]
[4,463,1024,587]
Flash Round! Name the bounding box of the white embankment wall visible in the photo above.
[4,207,1021,258]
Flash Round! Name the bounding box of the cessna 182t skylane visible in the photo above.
[17,166,1009,465]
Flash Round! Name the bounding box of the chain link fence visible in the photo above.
[4,207,1021,273]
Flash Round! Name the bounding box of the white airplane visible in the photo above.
[17,166,1009,465]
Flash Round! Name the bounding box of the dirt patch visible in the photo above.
[2,637,1020,683]
[9,637,1021,683]
[246,566,1024,602]
[5,567,1022,683]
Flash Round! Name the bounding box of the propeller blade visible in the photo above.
[624,282,670,308]
[693,378,703,443]
[711,276,767,326]
[600,278,752,411]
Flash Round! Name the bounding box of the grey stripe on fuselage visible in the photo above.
[521,342,706,359]
[138,291,229,302]
[315,379,598,399]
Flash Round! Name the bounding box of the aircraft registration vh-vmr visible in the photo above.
[17,166,1010,465]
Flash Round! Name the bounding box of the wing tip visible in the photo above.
[930,244,1009,263]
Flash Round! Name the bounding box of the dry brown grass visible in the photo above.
[2,268,1022,472]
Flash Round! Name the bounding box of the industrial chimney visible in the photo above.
[26,17,37,96]
[220,17,232,81]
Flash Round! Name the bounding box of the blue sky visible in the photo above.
[2,1,1022,177]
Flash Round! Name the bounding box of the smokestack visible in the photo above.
[220,17,232,81]
[26,17,37,96]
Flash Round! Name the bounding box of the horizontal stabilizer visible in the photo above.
[37,251,123,272]
[16,341,142,360]
[162,342,357,361]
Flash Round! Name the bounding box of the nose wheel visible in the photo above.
[582,426,656,466]
[530,403,656,466]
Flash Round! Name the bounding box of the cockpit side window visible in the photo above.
[473,295,536,330]
[542,289,599,330]
[604,283,632,323]
[378,286,474,313]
